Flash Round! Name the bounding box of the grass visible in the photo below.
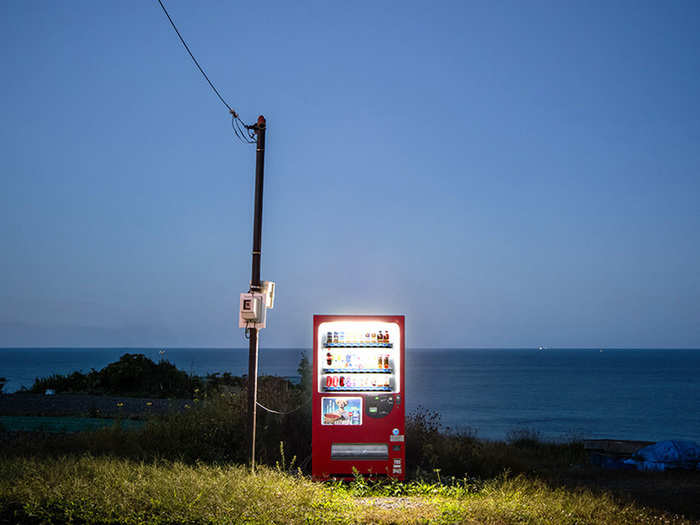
[0,455,691,524]
[0,456,338,524]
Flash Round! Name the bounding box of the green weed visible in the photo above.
[0,456,688,524]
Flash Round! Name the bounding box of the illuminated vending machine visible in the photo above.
[312,315,405,480]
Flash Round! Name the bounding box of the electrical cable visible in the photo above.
[232,115,256,144]
[243,320,253,341]
[256,398,311,415]
[232,116,245,142]
[157,0,232,112]
[156,0,256,143]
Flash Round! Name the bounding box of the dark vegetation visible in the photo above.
[2,353,699,523]
[24,353,242,398]
[406,407,587,480]
[4,353,589,477]
[5,354,585,478]
[5,353,312,466]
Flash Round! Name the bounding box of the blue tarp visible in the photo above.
[623,440,700,472]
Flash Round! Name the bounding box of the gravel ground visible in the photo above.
[357,497,428,510]
[0,393,189,419]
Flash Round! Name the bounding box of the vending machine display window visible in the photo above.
[317,321,401,395]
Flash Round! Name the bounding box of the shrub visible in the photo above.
[1,371,311,468]
[506,427,543,447]
[27,353,204,398]
[405,407,586,480]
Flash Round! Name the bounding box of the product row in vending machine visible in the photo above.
[324,330,392,346]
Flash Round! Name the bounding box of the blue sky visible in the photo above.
[1,1,699,348]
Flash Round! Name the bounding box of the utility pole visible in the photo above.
[156,0,270,473]
[247,115,266,471]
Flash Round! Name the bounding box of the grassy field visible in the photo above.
[0,455,692,525]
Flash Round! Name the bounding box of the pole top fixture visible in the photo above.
[257,115,266,127]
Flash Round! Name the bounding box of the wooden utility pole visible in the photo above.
[247,115,266,471]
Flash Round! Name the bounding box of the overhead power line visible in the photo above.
[156,0,255,143]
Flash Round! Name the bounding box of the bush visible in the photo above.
[506,427,543,447]
[2,369,311,468]
[136,373,310,465]
[27,353,204,398]
[405,407,586,480]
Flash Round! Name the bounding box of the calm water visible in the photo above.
[1,348,699,442]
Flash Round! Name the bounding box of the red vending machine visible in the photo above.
[312,315,405,480]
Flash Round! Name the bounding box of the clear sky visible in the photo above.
[1,1,699,349]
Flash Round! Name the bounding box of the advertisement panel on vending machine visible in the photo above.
[312,315,405,480]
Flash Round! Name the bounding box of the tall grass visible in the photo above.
[0,456,689,524]
[1,394,582,480]
[406,406,587,479]
[0,456,343,524]
[1,378,310,466]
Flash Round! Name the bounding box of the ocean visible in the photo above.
[1,347,699,442]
